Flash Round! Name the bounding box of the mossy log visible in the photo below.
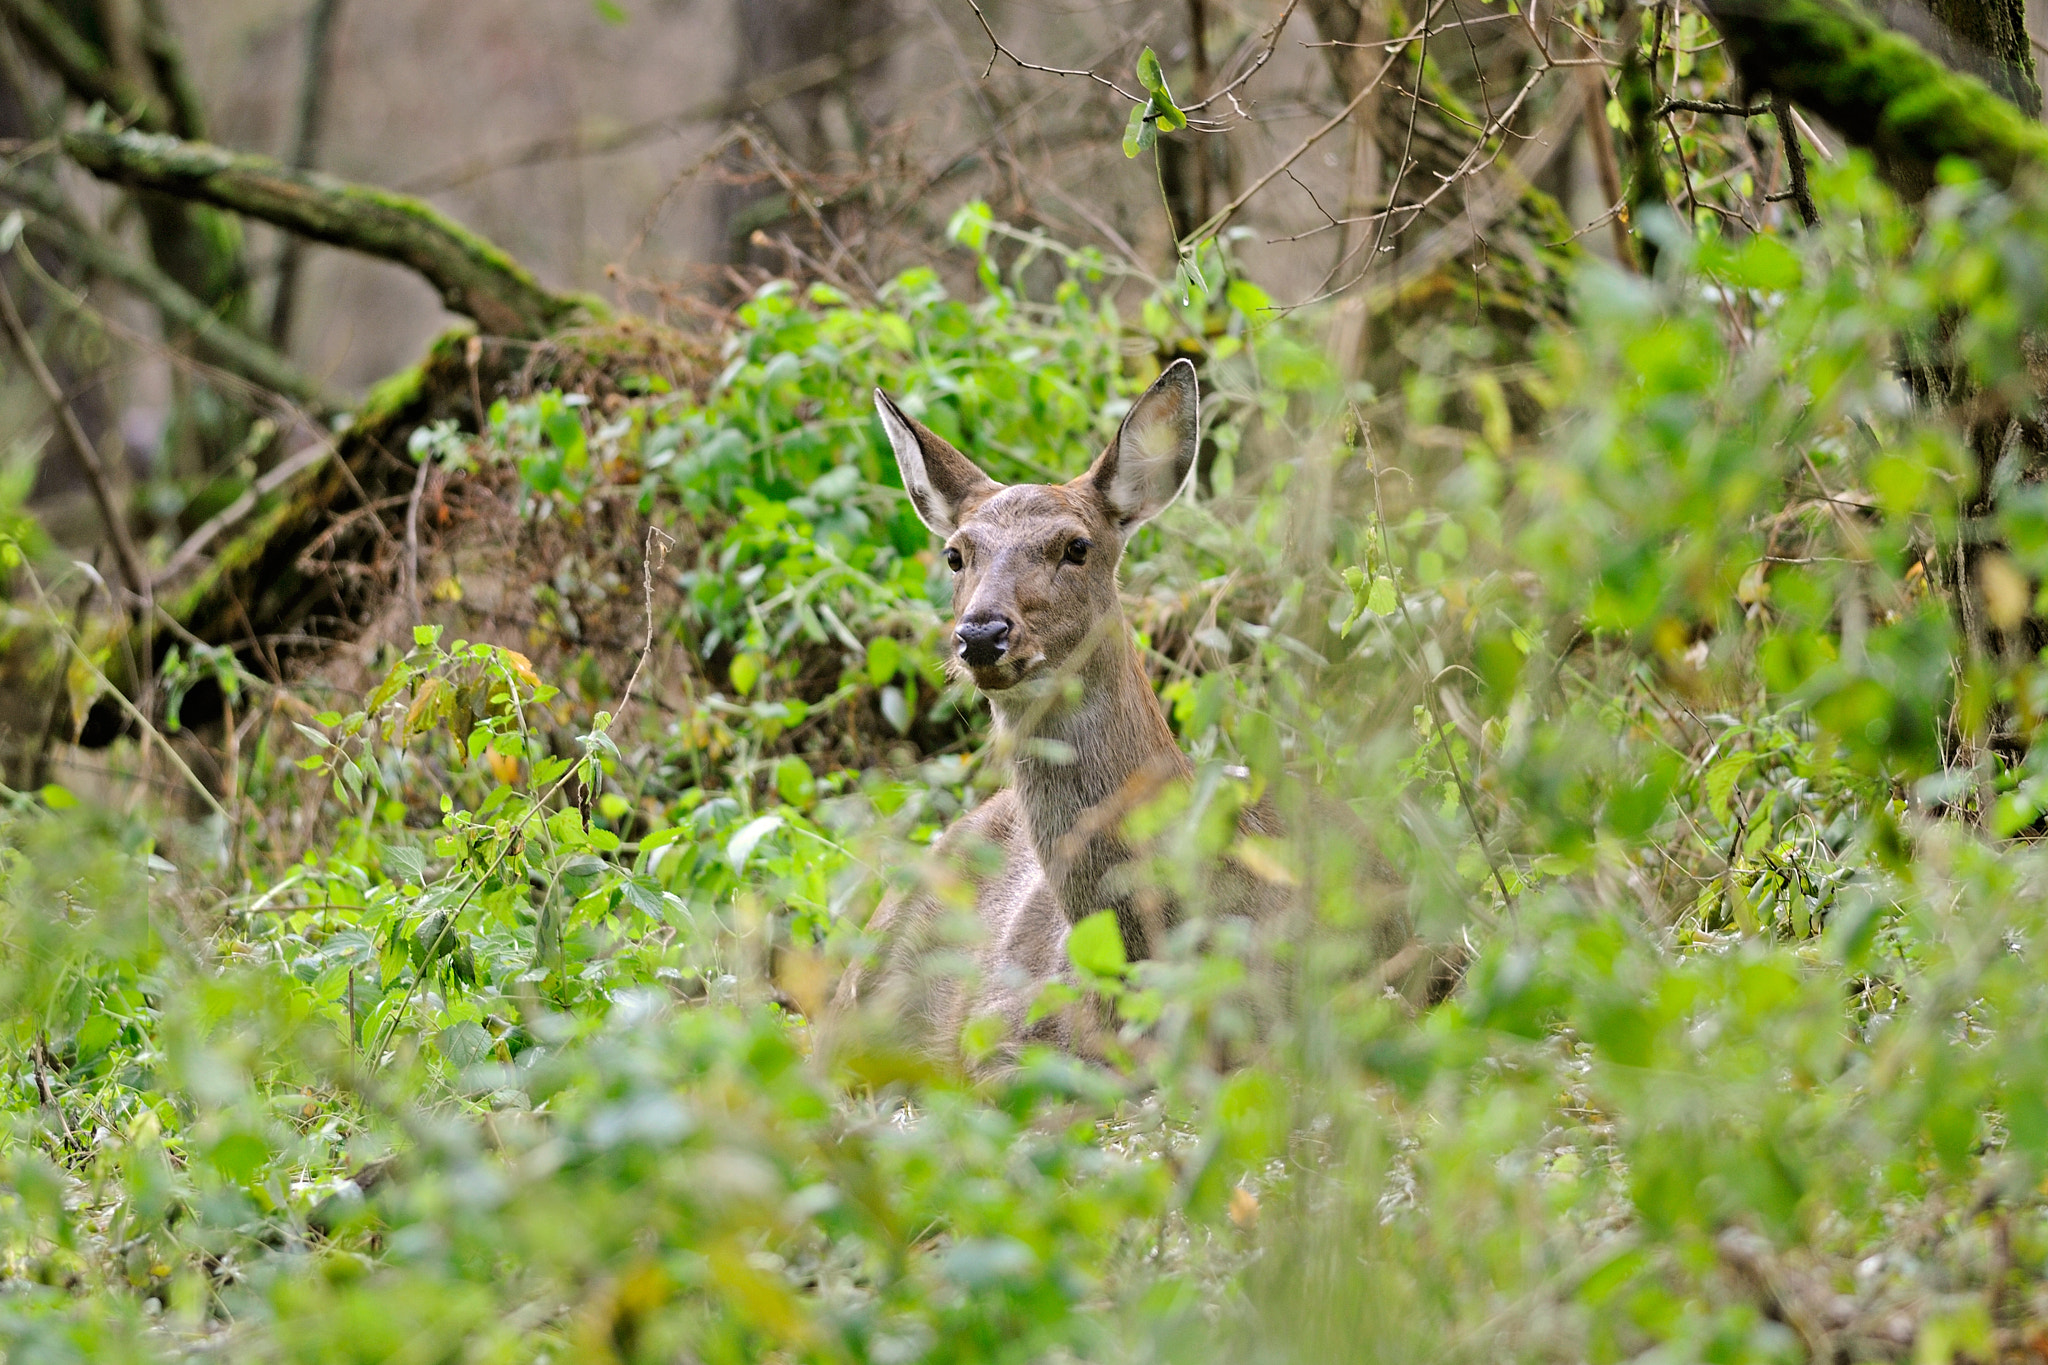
[81,328,523,744]
[63,127,583,339]
[1696,0,2048,192]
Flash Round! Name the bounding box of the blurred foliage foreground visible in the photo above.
[10,164,2048,1363]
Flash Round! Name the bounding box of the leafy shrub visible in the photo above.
[14,160,2048,1364]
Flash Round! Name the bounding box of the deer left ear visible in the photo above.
[1087,358,1199,534]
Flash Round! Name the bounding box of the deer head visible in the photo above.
[873,358,1200,696]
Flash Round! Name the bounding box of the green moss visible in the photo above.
[160,496,304,621]
[1705,0,2048,189]
[353,362,429,433]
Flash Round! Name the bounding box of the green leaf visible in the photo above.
[945,200,993,251]
[1365,576,1398,617]
[1136,47,1166,96]
[1225,278,1272,317]
[1134,47,1185,131]
[1703,751,1754,824]
[729,653,762,697]
[866,635,902,687]
[1215,1069,1288,1163]
[773,755,815,808]
[1122,100,1157,158]
[206,1131,270,1184]
[413,624,442,648]
[1067,910,1127,979]
[1723,234,1802,292]
[591,0,627,20]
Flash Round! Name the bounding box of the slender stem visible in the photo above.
[23,566,228,820]
[1361,417,1514,913]
[0,266,149,600]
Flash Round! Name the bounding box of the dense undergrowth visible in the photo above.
[8,161,2048,1363]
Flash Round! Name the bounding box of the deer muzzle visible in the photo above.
[955,614,1013,668]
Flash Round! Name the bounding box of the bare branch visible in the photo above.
[1654,97,1766,118]
[62,126,576,338]
[0,262,148,600]
[155,440,333,587]
[1182,0,1301,114]
[0,169,338,409]
[400,19,914,195]
[1771,96,1819,228]
[965,0,1143,102]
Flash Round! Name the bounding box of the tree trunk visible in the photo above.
[1920,0,2039,116]
[1694,0,2048,194]
[718,0,894,269]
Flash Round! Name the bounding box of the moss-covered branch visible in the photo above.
[0,172,337,411]
[1696,0,2048,191]
[63,126,582,338]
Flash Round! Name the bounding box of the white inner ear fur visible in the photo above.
[1105,362,1199,530]
[875,390,958,536]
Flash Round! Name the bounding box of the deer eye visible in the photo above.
[944,546,964,572]
[1062,538,1091,567]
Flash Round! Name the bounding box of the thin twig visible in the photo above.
[1184,2,1447,249]
[965,0,1142,100]
[1772,96,1819,228]
[154,439,333,586]
[23,565,228,821]
[737,128,879,296]
[1181,0,1301,114]
[0,268,149,600]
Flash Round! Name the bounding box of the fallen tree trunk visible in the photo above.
[1695,0,2048,192]
[63,126,584,339]
[78,327,524,744]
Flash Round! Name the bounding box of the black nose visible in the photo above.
[955,615,1012,667]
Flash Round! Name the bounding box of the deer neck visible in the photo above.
[988,619,1189,923]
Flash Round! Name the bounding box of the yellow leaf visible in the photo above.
[402,678,443,739]
[485,748,520,786]
[65,652,102,739]
[1229,1185,1260,1229]
[1981,553,2029,633]
[502,649,541,688]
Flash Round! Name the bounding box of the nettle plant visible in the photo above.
[289,615,870,1067]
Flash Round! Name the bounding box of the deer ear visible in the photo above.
[1088,358,1199,534]
[875,390,1000,536]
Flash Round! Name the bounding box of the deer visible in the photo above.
[834,359,1283,1056]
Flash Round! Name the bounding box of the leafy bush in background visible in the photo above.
[10,157,2048,1365]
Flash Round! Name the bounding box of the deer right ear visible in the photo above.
[874,390,1000,536]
